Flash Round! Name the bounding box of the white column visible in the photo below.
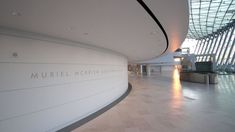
[140,65,143,75]
[147,64,151,76]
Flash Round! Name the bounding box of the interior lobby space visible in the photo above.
[0,0,235,132]
[73,69,235,132]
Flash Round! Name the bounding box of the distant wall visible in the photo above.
[151,65,175,73]
[0,34,128,132]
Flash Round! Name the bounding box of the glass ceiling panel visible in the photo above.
[187,0,235,39]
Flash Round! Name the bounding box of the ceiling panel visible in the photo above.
[0,0,189,61]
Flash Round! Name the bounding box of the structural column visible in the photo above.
[216,29,230,66]
[139,65,143,75]
[219,26,235,67]
[146,64,151,76]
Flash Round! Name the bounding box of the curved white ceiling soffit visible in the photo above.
[142,0,189,53]
[0,0,189,61]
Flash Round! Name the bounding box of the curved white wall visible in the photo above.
[0,34,128,132]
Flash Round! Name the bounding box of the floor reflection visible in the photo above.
[76,70,235,132]
[217,75,235,94]
[171,68,183,110]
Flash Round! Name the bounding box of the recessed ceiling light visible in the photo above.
[68,26,77,31]
[150,31,156,35]
[11,11,21,16]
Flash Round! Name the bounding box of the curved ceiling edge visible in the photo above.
[136,0,169,55]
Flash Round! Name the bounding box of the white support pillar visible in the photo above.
[140,65,143,75]
[147,64,151,76]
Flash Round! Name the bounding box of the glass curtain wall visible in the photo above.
[190,23,235,72]
[185,0,235,72]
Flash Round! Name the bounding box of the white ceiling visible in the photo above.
[0,0,189,61]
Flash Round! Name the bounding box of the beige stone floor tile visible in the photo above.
[73,71,235,132]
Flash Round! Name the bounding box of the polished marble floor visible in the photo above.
[73,69,235,132]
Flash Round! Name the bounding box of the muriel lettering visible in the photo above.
[30,72,70,79]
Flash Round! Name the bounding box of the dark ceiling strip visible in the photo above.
[212,1,223,34]
[136,0,169,54]
[205,0,213,35]
[228,4,235,24]
[219,1,233,30]
[189,0,200,39]
[199,0,203,37]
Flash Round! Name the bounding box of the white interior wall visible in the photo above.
[0,34,128,132]
[140,52,176,64]
[150,65,174,73]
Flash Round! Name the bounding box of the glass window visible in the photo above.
[188,0,235,39]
